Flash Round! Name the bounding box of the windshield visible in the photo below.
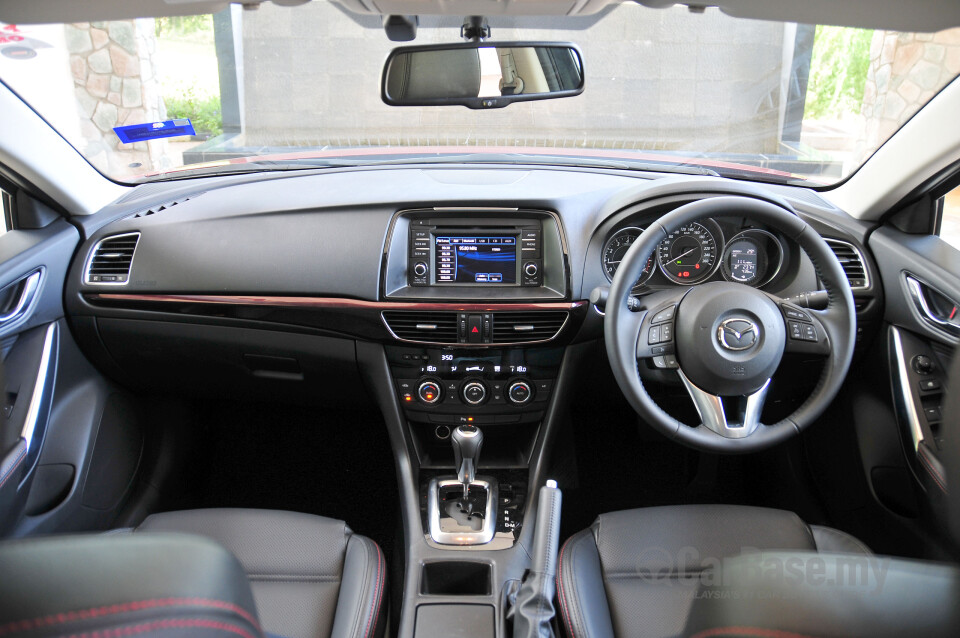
[1,3,958,185]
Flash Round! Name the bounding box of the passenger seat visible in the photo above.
[0,508,387,638]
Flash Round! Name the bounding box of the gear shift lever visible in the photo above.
[451,425,483,497]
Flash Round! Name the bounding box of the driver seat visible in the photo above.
[556,504,869,638]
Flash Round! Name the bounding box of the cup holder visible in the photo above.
[420,561,491,596]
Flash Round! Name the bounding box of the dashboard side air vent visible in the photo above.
[492,311,568,343]
[824,238,869,289]
[382,310,459,343]
[85,233,140,285]
[127,194,202,219]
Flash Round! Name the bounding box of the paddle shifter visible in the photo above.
[451,425,483,497]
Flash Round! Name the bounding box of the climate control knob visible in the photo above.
[507,380,534,405]
[418,380,442,404]
[461,380,488,405]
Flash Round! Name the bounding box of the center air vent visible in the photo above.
[824,238,868,289]
[383,311,458,343]
[85,233,140,285]
[492,311,568,343]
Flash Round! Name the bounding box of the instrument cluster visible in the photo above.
[601,217,786,291]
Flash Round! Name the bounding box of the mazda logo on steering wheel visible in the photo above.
[717,318,759,351]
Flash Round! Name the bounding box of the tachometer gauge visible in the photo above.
[657,221,721,284]
[602,227,655,288]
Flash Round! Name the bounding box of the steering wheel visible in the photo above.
[605,196,856,453]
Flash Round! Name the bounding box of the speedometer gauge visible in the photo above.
[602,227,655,288]
[657,221,721,284]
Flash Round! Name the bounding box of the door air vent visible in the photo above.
[127,194,201,219]
[491,311,568,343]
[382,311,459,343]
[85,233,140,285]
[824,238,869,289]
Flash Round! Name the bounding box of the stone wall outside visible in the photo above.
[66,19,171,175]
[856,28,960,163]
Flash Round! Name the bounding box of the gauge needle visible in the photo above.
[672,247,698,263]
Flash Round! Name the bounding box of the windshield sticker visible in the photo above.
[114,119,196,144]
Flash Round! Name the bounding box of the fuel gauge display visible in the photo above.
[725,237,762,284]
[721,229,782,287]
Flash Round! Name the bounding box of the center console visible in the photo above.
[376,208,578,636]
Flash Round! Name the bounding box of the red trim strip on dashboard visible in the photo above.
[88,293,586,312]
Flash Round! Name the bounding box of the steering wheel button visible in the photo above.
[783,306,811,322]
[802,323,817,341]
[660,323,673,342]
[652,356,667,368]
[651,305,676,324]
[648,325,661,344]
[788,320,803,340]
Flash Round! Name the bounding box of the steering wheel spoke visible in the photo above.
[678,369,770,439]
[776,298,832,356]
[634,289,686,364]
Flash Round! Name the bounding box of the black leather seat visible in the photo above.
[556,504,870,638]
[0,508,387,638]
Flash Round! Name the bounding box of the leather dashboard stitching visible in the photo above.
[0,445,26,491]
[0,598,261,636]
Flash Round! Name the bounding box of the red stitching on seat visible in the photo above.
[61,618,258,638]
[0,445,26,490]
[363,541,383,638]
[918,446,947,494]
[0,598,260,636]
[689,626,818,638]
[556,538,576,638]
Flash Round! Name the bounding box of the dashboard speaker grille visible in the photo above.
[126,194,202,219]
[85,233,140,285]
[383,311,458,343]
[491,311,568,343]
[824,238,868,289]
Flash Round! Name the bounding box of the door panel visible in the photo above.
[869,226,957,548]
[0,208,148,536]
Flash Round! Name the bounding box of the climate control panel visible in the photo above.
[387,345,562,426]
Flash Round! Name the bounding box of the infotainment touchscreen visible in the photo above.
[434,234,517,284]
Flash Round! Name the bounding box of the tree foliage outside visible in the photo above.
[155,14,221,136]
[164,83,223,137]
[805,25,874,120]
[155,15,214,39]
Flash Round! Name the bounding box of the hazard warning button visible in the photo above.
[467,314,483,343]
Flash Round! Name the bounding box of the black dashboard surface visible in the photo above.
[67,167,871,301]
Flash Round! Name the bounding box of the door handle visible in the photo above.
[0,269,42,327]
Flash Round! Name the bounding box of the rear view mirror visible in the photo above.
[382,42,584,109]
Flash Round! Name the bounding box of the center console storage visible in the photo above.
[421,562,492,596]
[415,604,495,638]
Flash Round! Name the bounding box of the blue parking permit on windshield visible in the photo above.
[114,119,196,144]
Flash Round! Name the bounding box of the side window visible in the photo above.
[941,185,960,250]
[0,189,12,236]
